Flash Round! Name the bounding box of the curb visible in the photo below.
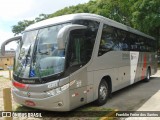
[100,109,118,120]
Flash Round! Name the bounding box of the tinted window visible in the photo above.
[138,37,145,52]
[98,24,119,56]
[129,34,138,51]
[67,20,99,69]
[98,24,155,53]
[69,30,85,66]
[117,29,129,51]
[150,39,156,52]
[128,34,156,52]
[73,20,99,32]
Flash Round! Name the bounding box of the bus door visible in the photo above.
[68,30,90,109]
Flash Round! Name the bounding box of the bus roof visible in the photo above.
[25,13,103,31]
[25,13,155,40]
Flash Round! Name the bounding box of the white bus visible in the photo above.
[1,13,157,111]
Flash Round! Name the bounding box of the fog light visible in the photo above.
[58,102,63,106]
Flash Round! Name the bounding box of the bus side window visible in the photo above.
[68,29,95,67]
[98,24,119,56]
[129,33,138,51]
[117,29,129,51]
[139,37,145,52]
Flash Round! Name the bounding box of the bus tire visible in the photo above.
[96,79,109,106]
[144,68,151,82]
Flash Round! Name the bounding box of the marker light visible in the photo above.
[13,81,28,89]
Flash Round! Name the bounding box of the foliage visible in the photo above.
[131,0,160,43]
[48,0,133,26]
[35,14,49,22]
[12,14,49,35]
[12,20,35,35]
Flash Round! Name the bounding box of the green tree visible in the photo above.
[12,14,48,35]
[96,0,132,25]
[132,0,160,46]
[35,14,49,22]
[12,20,35,35]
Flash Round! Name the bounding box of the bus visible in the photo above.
[1,13,157,111]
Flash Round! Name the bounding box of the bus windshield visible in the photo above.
[14,23,70,78]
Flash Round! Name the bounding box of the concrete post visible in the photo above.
[3,88,13,120]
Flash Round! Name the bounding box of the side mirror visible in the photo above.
[1,36,22,56]
[57,24,87,50]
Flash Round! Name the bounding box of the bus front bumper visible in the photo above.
[12,88,70,111]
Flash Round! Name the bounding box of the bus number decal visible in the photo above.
[76,80,82,87]
[48,82,58,88]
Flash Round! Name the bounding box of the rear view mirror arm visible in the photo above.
[1,36,22,56]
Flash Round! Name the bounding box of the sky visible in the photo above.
[0,0,90,50]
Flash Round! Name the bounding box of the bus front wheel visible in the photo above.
[96,79,109,106]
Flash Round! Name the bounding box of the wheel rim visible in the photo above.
[99,84,108,101]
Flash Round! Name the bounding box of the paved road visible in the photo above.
[102,75,160,111]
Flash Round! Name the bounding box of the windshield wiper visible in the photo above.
[25,45,31,66]
[17,45,32,78]
[30,39,43,83]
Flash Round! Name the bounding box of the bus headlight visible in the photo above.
[46,83,69,96]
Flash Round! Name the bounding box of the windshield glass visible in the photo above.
[33,23,68,77]
[14,30,38,77]
[14,23,70,78]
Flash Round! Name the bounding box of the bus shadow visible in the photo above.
[111,77,158,96]
[105,77,160,111]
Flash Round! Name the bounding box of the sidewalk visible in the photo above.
[138,90,160,111]
[151,70,160,77]
[125,90,160,120]
[125,70,160,120]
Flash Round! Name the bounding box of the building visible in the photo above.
[0,50,15,70]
